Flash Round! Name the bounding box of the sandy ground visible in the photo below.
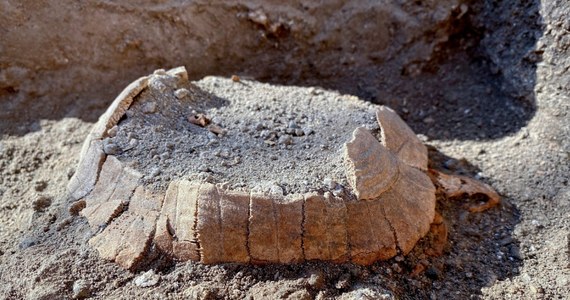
[1,0,569,299]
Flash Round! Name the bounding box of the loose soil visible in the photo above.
[114,75,378,195]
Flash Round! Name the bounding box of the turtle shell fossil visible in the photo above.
[68,67,436,269]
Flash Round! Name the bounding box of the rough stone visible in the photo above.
[72,280,90,299]
[134,270,160,288]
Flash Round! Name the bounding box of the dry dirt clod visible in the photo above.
[69,200,86,216]
[32,195,52,212]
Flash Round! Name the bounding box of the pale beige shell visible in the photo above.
[68,67,435,269]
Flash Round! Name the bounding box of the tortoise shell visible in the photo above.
[68,67,435,269]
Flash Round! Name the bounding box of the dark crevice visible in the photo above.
[94,168,129,229]
[364,201,385,258]
[300,198,306,262]
[215,186,224,260]
[343,203,351,262]
[245,190,252,262]
[193,183,202,260]
[380,203,402,255]
[273,200,280,262]
[133,225,157,271]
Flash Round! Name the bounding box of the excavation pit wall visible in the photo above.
[1,0,468,136]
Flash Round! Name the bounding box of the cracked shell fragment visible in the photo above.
[376,106,428,171]
[69,66,437,269]
[344,128,435,260]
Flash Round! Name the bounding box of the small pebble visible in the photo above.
[134,270,160,288]
[335,274,351,290]
[254,123,264,131]
[164,142,175,150]
[278,135,293,145]
[215,148,231,159]
[302,127,314,135]
[268,183,284,197]
[67,167,75,179]
[149,168,161,178]
[260,130,275,139]
[19,236,36,250]
[184,284,216,299]
[288,120,299,129]
[198,165,211,173]
[72,280,90,299]
[160,152,170,160]
[208,124,225,136]
[392,263,402,273]
[149,78,167,92]
[103,142,122,155]
[332,187,344,197]
[142,102,158,114]
[520,273,532,283]
[107,125,119,137]
[306,271,325,289]
[128,139,138,148]
[509,245,523,260]
[323,177,337,189]
[174,88,190,99]
[288,290,312,300]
